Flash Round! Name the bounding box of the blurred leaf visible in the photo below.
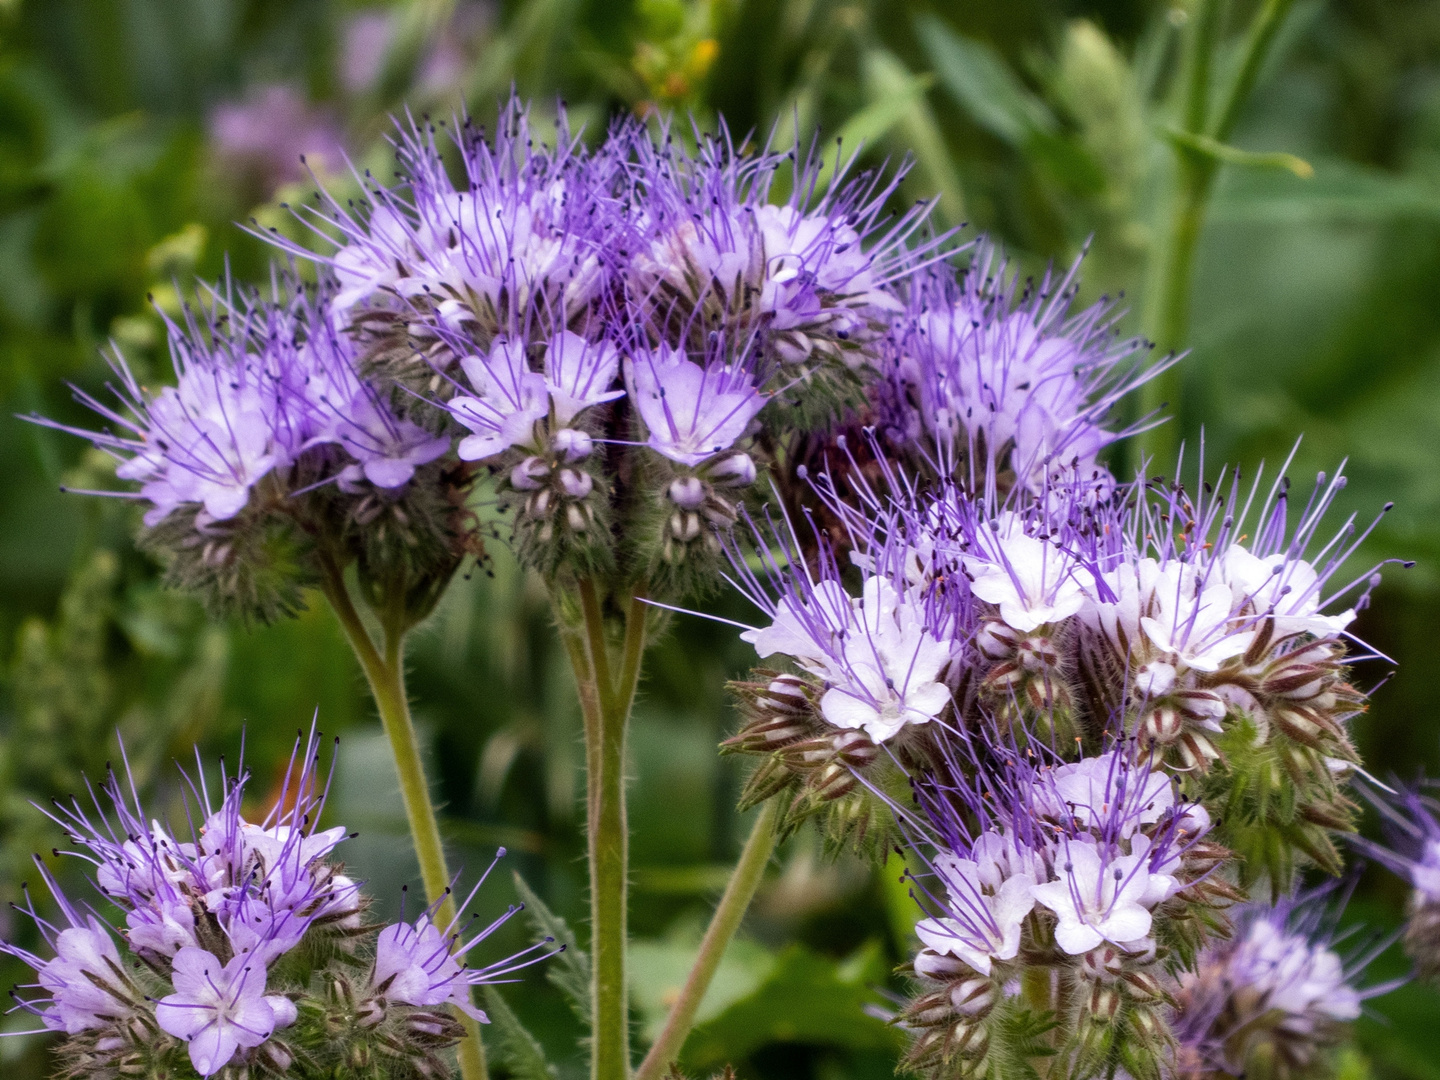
[1211,157,1440,224]
[917,14,1055,145]
[1163,127,1313,178]
[482,985,558,1080]
[514,871,591,1026]
[679,943,902,1069]
[629,928,776,1043]
[860,48,965,226]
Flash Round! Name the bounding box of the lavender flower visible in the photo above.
[731,512,959,744]
[624,341,767,468]
[627,124,933,369]
[291,101,623,340]
[154,948,297,1076]
[1354,782,1440,979]
[1169,891,1394,1079]
[879,240,1153,492]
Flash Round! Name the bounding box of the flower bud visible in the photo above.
[566,503,590,533]
[949,977,995,1017]
[553,427,593,462]
[912,949,975,981]
[708,452,757,487]
[559,469,593,499]
[511,456,551,490]
[832,728,879,767]
[668,476,707,509]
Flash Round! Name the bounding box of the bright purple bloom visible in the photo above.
[155,948,297,1077]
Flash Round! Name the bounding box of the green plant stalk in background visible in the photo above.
[634,799,779,1080]
[319,555,489,1080]
[1139,0,1300,466]
[558,579,650,1080]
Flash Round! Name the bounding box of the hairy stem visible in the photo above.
[560,580,650,1080]
[634,800,779,1080]
[320,560,488,1080]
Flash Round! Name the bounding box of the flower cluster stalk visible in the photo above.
[634,800,779,1080]
[559,580,650,1080]
[319,556,489,1080]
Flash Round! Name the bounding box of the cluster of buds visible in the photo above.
[0,728,551,1079]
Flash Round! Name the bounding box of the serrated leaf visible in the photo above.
[482,986,557,1080]
[513,871,590,1026]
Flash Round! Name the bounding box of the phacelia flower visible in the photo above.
[155,948,297,1076]
[624,341,767,468]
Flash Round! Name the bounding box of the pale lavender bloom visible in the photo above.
[543,330,624,424]
[624,343,767,468]
[1031,834,1166,955]
[451,338,550,460]
[627,124,936,365]
[729,509,961,743]
[2,862,135,1036]
[879,239,1154,490]
[210,84,346,192]
[1170,890,1395,1076]
[43,727,351,967]
[155,947,296,1076]
[289,323,449,489]
[914,831,1040,977]
[288,100,623,331]
[372,851,558,1021]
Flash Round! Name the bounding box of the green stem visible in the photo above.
[633,800,779,1080]
[562,580,649,1080]
[319,559,488,1080]
[1137,0,1299,468]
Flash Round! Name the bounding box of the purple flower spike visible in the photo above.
[624,343,767,467]
[155,948,296,1077]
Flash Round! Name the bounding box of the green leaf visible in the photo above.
[916,14,1055,146]
[1211,156,1440,224]
[629,925,776,1044]
[1162,127,1314,178]
[677,943,902,1069]
[513,871,591,1026]
[482,986,558,1080]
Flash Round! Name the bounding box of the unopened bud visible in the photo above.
[566,503,589,532]
[511,456,550,490]
[1081,945,1125,983]
[668,476,707,509]
[1088,983,1121,1020]
[527,489,553,517]
[559,468,593,499]
[357,997,386,1029]
[832,728,879,767]
[912,949,976,981]
[708,452,757,487]
[258,1040,295,1073]
[949,977,995,1017]
[1141,706,1182,745]
[553,427,593,462]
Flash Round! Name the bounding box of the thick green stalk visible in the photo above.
[633,800,779,1080]
[563,580,649,1080]
[319,561,488,1080]
[1138,0,1299,467]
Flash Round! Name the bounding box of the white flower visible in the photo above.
[1140,562,1254,671]
[965,514,1086,633]
[451,340,550,461]
[1032,836,1159,955]
[1221,546,1355,639]
[915,832,1039,976]
[1047,752,1175,838]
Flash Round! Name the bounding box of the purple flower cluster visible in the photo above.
[1,730,545,1077]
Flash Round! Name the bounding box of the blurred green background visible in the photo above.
[2,0,1439,1077]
